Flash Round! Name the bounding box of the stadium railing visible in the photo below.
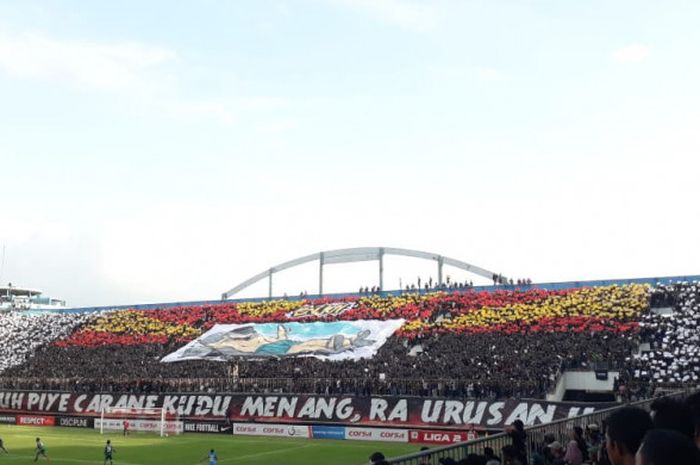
[378,388,699,465]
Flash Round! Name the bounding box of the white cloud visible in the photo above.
[1,216,72,245]
[332,0,438,32]
[0,33,175,90]
[239,96,288,112]
[0,215,73,287]
[167,100,238,126]
[476,66,503,81]
[612,44,649,63]
[0,32,289,127]
[164,96,290,126]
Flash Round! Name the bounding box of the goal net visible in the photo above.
[98,407,183,437]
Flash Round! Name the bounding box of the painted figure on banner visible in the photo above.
[193,324,374,357]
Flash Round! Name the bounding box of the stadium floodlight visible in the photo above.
[98,406,182,437]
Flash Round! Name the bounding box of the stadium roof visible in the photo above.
[0,285,42,297]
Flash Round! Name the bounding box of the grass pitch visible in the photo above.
[0,425,421,465]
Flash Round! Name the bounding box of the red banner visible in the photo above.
[17,415,55,427]
[0,390,616,430]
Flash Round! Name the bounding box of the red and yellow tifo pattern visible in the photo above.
[55,284,649,347]
[55,310,201,347]
[396,284,647,339]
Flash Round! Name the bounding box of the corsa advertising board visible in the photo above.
[232,422,312,438]
[345,427,409,443]
[95,418,183,434]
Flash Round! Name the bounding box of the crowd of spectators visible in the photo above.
[358,274,535,295]
[399,284,646,337]
[524,397,700,465]
[1,330,638,397]
[358,276,477,295]
[0,311,96,373]
[377,393,700,465]
[0,282,698,399]
[490,274,533,287]
[630,283,700,385]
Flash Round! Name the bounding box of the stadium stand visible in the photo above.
[0,312,96,373]
[633,283,700,384]
[0,282,698,400]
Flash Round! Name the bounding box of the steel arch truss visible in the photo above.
[222,247,503,299]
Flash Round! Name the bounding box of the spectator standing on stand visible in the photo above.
[506,420,527,465]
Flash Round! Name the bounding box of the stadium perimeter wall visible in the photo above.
[2,389,696,449]
[0,390,618,444]
[58,274,700,314]
[0,391,615,431]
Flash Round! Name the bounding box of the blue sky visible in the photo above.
[1,1,699,306]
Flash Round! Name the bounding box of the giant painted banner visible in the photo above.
[0,391,616,430]
[161,319,404,362]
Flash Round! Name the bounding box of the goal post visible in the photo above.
[98,406,182,437]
